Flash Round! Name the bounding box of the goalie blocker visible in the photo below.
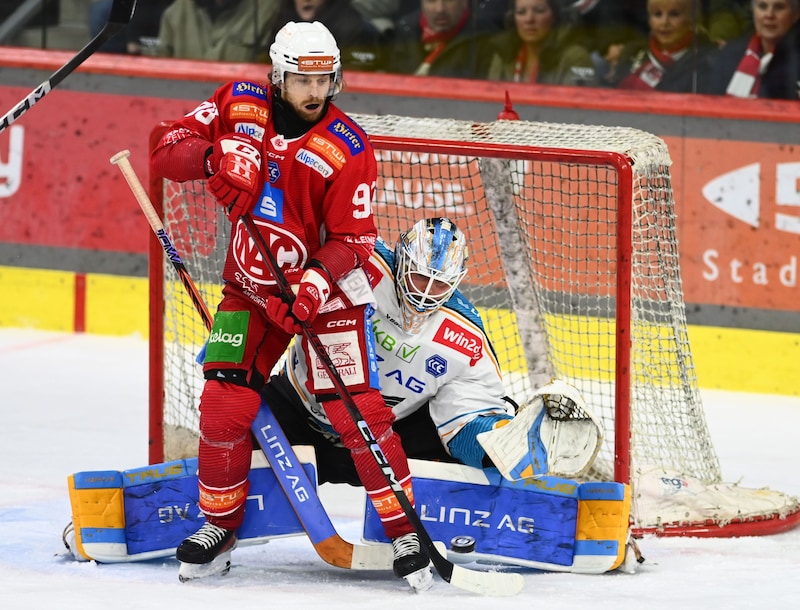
[64,409,631,574]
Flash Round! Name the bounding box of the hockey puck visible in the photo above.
[449,535,476,553]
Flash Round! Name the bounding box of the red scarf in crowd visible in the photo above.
[416,8,471,75]
[620,32,693,91]
[726,34,773,98]
[512,46,540,83]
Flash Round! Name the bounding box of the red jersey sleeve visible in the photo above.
[150,81,269,182]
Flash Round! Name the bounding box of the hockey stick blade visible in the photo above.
[0,0,137,133]
[252,405,394,570]
[240,214,525,596]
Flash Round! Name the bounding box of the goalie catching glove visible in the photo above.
[477,379,603,481]
[205,134,262,220]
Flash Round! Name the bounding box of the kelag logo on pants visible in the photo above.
[205,311,250,364]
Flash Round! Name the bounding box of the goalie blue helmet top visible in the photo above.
[395,217,469,334]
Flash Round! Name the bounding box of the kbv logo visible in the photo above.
[0,126,24,198]
[702,162,800,234]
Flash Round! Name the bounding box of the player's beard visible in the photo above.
[294,97,326,122]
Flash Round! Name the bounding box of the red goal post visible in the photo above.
[147,114,800,538]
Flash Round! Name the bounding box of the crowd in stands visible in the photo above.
[19,0,800,100]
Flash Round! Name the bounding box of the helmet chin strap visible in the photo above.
[271,87,333,138]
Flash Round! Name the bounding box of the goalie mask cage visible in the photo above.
[147,115,800,538]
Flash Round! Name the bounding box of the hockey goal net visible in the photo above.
[148,114,800,537]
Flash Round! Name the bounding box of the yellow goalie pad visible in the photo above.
[575,482,632,572]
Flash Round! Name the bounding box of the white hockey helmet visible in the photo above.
[395,217,469,333]
[269,21,342,97]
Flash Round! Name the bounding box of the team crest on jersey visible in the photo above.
[432,319,482,367]
[231,218,306,286]
[271,134,288,151]
[327,120,364,156]
[296,148,333,178]
[308,134,346,169]
[232,81,267,99]
[229,102,269,125]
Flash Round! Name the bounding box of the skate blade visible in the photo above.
[178,551,232,582]
[403,563,434,593]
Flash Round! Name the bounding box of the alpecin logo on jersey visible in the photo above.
[296,148,333,178]
[327,119,364,156]
[232,81,267,99]
[231,218,307,286]
[433,319,482,367]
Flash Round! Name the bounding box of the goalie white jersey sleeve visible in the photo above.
[284,238,511,452]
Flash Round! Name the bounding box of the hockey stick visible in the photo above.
[251,403,393,570]
[110,150,392,570]
[110,150,213,328]
[239,213,525,596]
[0,0,137,134]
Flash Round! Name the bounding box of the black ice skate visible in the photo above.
[176,522,237,582]
[391,532,433,592]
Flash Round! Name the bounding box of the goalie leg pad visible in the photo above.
[64,451,313,563]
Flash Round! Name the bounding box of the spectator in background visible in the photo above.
[88,0,170,55]
[564,0,649,83]
[385,0,503,77]
[760,15,800,97]
[706,0,800,97]
[268,0,384,71]
[155,0,278,62]
[479,0,596,86]
[610,0,716,93]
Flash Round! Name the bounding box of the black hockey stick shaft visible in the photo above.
[0,0,137,134]
[110,150,213,328]
[239,213,523,595]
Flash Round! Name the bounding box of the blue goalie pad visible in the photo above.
[362,460,631,574]
[67,450,315,563]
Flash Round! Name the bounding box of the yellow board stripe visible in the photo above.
[1,266,797,395]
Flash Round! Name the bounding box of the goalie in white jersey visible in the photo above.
[263,216,602,485]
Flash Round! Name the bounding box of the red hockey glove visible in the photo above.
[205,134,262,220]
[266,296,301,335]
[292,267,332,325]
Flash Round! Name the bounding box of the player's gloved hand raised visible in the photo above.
[265,296,301,335]
[293,267,332,325]
[205,134,262,220]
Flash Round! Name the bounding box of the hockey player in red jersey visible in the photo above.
[150,21,431,589]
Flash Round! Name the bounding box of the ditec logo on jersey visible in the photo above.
[689,157,800,310]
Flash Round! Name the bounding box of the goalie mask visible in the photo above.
[395,217,468,334]
[269,21,342,98]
